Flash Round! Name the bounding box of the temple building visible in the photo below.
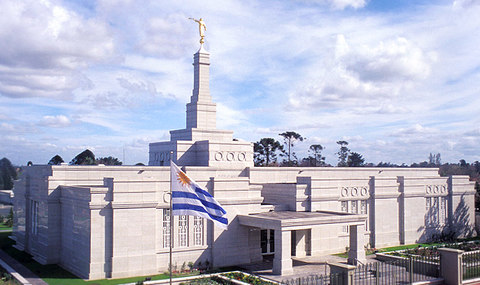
[12,43,476,280]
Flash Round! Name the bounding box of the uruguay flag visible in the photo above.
[170,162,228,229]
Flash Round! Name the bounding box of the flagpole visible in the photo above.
[169,151,173,285]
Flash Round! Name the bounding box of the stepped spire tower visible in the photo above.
[149,21,253,167]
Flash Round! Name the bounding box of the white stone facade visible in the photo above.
[12,45,477,280]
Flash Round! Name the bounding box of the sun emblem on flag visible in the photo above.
[176,171,191,186]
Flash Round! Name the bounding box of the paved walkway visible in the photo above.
[0,248,48,285]
[240,254,378,282]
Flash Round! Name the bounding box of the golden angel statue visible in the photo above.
[189,17,207,44]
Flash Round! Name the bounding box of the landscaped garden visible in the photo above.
[385,240,480,258]
[0,231,202,285]
[179,272,278,285]
[0,210,13,231]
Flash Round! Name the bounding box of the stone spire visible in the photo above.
[186,45,217,130]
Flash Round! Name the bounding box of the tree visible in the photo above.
[70,149,96,165]
[48,155,64,165]
[306,144,325,167]
[253,138,283,166]
[0,158,17,190]
[428,153,441,166]
[279,131,304,166]
[96,156,122,165]
[5,208,13,227]
[336,141,350,167]
[347,152,365,167]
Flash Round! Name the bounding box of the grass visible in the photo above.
[0,231,198,285]
[0,223,12,231]
[333,241,458,258]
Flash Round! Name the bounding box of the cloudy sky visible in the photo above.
[1,0,479,166]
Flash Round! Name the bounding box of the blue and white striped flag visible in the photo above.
[170,162,228,229]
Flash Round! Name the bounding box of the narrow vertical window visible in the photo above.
[30,200,38,235]
[360,200,367,214]
[163,209,171,248]
[361,200,368,231]
[178,215,188,247]
[351,201,358,214]
[440,197,446,224]
[341,201,348,212]
[433,197,439,225]
[193,216,204,246]
[425,198,431,227]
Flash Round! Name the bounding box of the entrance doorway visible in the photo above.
[260,229,275,255]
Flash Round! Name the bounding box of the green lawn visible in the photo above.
[0,223,12,231]
[333,241,459,258]
[0,231,195,285]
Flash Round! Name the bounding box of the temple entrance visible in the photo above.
[260,229,275,256]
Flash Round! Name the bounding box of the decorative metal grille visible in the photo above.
[360,200,367,214]
[193,216,203,246]
[178,215,188,247]
[441,197,446,224]
[351,200,358,214]
[163,209,170,248]
[341,201,348,212]
[426,197,432,227]
[30,200,38,235]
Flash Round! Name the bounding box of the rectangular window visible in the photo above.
[193,216,204,246]
[360,200,367,215]
[425,198,431,227]
[433,197,439,225]
[341,201,348,213]
[30,200,38,235]
[178,215,188,247]
[440,197,446,224]
[361,200,368,231]
[163,209,171,248]
[342,225,349,233]
[351,201,358,214]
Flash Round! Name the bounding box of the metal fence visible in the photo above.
[354,256,439,285]
[281,273,343,285]
[463,250,480,280]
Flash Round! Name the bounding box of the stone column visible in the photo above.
[273,229,293,275]
[439,248,463,285]
[348,224,366,265]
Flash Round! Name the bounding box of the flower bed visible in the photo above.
[385,241,480,258]
[221,272,278,285]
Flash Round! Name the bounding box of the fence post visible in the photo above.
[375,262,379,285]
[438,248,463,285]
[329,262,356,285]
[409,257,414,284]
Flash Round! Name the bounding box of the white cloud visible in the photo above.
[453,0,480,8]
[1,0,480,166]
[0,0,114,98]
[390,124,437,137]
[296,0,367,10]
[39,115,71,128]
[0,123,15,131]
[288,35,435,110]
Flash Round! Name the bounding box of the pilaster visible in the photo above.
[273,229,293,275]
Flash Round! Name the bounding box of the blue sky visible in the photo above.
[1,0,479,166]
